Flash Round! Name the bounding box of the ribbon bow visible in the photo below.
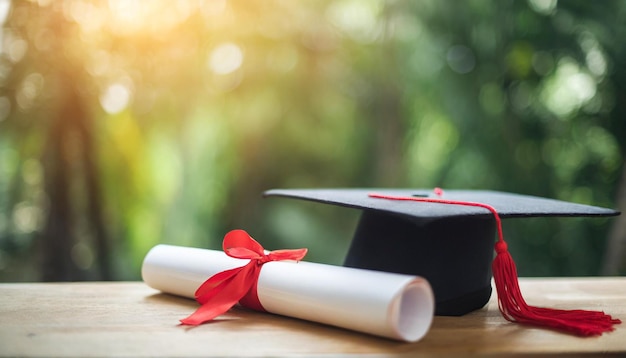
[180,229,308,325]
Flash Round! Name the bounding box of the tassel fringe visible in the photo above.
[493,241,621,336]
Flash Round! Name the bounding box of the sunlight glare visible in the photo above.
[0,0,10,25]
[108,0,141,28]
[105,1,196,35]
[68,0,105,34]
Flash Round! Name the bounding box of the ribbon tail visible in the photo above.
[180,296,243,325]
[181,261,259,326]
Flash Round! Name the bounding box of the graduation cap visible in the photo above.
[263,188,621,336]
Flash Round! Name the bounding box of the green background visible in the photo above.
[0,0,624,281]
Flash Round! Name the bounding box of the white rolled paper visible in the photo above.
[142,244,434,342]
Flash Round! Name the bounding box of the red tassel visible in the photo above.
[493,240,621,336]
[369,190,622,336]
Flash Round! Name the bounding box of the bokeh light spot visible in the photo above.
[410,114,459,172]
[16,72,44,111]
[541,58,596,117]
[326,0,383,43]
[506,42,534,78]
[508,81,533,112]
[71,242,94,270]
[208,42,243,75]
[8,37,27,63]
[585,48,607,77]
[528,0,558,15]
[446,45,475,74]
[21,158,43,186]
[100,82,132,114]
[12,202,42,234]
[532,51,554,76]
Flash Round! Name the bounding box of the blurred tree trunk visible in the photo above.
[41,89,75,281]
[81,102,111,281]
[366,4,405,187]
[40,72,111,281]
[39,6,111,281]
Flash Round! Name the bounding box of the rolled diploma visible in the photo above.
[142,244,434,342]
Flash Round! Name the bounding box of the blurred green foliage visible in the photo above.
[0,0,624,281]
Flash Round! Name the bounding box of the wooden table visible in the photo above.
[1,278,625,357]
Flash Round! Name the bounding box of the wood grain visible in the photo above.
[0,278,625,357]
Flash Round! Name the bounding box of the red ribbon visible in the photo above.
[180,229,307,325]
[369,189,621,336]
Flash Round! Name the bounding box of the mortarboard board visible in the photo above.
[262,188,621,335]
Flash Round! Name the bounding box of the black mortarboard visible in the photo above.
[262,188,619,319]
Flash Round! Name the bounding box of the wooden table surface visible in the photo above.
[1,278,625,357]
